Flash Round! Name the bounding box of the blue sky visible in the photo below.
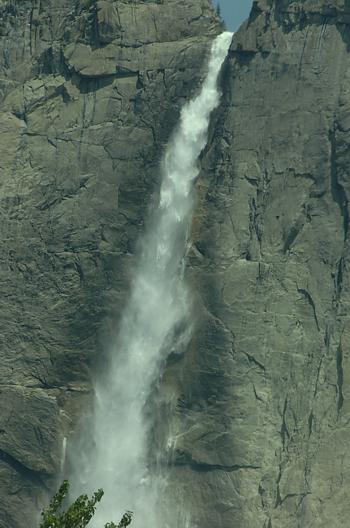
[213,0,253,31]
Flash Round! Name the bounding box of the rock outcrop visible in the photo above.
[0,1,220,526]
[2,0,350,527]
[166,1,350,527]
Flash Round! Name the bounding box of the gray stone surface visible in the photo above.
[162,1,350,526]
[0,1,221,526]
[2,0,350,527]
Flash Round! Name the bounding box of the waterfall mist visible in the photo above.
[68,32,233,527]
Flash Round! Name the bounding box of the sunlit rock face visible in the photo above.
[0,1,221,526]
[2,0,350,527]
[174,1,350,527]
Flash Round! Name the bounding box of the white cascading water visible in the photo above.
[69,32,233,527]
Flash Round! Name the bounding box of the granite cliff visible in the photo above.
[1,0,350,527]
[0,1,221,525]
[174,1,350,527]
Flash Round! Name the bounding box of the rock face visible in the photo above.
[2,0,350,527]
[166,1,350,527]
[0,1,220,526]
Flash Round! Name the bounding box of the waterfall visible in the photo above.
[68,31,233,528]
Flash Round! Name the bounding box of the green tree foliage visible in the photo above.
[40,480,133,528]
